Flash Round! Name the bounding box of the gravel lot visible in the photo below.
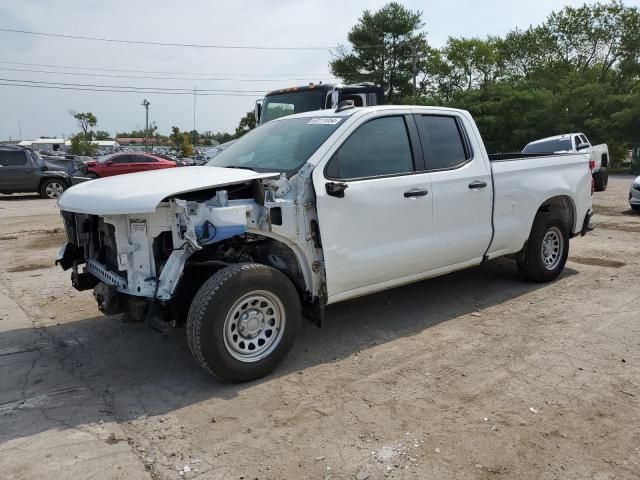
[1,174,639,480]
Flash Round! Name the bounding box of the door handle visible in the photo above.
[326,182,348,198]
[468,180,488,189]
[404,188,429,198]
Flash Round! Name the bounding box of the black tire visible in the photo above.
[88,172,98,179]
[517,213,570,283]
[631,204,640,212]
[39,178,67,199]
[186,263,301,382]
[593,168,608,192]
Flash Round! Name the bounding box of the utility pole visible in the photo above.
[18,120,22,140]
[141,99,150,152]
[193,87,197,149]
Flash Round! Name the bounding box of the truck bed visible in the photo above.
[486,152,592,259]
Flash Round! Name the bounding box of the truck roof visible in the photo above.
[265,83,381,96]
[269,105,472,120]
[527,133,584,145]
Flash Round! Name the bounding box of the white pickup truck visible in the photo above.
[56,105,594,382]
[523,133,609,191]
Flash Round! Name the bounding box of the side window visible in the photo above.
[111,155,131,164]
[417,115,470,170]
[326,116,414,180]
[133,155,153,163]
[0,150,28,167]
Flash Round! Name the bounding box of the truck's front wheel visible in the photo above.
[186,263,300,382]
[517,214,569,283]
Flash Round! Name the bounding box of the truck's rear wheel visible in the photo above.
[186,263,300,382]
[593,168,608,192]
[517,213,569,283]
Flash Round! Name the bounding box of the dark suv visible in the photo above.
[0,146,77,199]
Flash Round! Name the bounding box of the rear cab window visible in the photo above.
[416,115,471,171]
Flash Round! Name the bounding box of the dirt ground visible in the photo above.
[1,175,639,480]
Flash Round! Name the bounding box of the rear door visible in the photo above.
[129,154,159,173]
[414,113,493,268]
[313,112,435,300]
[0,150,34,191]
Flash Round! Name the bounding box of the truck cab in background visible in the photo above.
[255,83,384,125]
[522,133,610,191]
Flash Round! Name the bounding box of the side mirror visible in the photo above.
[331,88,340,109]
[577,142,590,151]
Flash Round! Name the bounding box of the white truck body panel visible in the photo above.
[488,154,592,259]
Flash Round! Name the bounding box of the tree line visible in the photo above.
[330,1,640,163]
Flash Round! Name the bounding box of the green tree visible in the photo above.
[330,2,429,101]
[70,111,97,140]
[234,111,256,139]
[93,130,111,140]
[170,127,193,157]
[179,133,193,158]
[69,133,97,156]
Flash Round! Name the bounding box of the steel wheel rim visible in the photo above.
[223,289,286,363]
[45,182,64,198]
[541,226,563,271]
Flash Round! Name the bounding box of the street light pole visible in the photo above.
[141,99,150,153]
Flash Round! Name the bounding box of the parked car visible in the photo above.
[56,105,593,382]
[41,154,93,177]
[86,152,176,178]
[630,176,640,211]
[522,133,609,191]
[149,152,190,167]
[0,145,89,199]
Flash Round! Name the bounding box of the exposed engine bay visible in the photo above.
[57,174,325,329]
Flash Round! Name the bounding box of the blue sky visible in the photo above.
[0,0,629,139]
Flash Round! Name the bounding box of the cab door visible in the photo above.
[313,112,435,301]
[413,113,493,268]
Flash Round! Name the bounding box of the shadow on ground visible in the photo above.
[0,258,576,444]
[0,194,45,202]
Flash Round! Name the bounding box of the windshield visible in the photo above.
[207,116,343,174]
[523,138,572,154]
[261,90,326,123]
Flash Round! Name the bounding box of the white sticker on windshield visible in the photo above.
[307,118,341,125]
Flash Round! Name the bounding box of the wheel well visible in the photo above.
[537,195,575,233]
[171,236,309,324]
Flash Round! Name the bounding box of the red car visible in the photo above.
[86,153,177,178]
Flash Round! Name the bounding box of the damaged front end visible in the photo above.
[56,174,323,331]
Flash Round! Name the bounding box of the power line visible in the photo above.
[0,82,260,96]
[0,77,265,93]
[0,27,406,51]
[0,66,340,83]
[0,60,333,77]
[0,27,336,50]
